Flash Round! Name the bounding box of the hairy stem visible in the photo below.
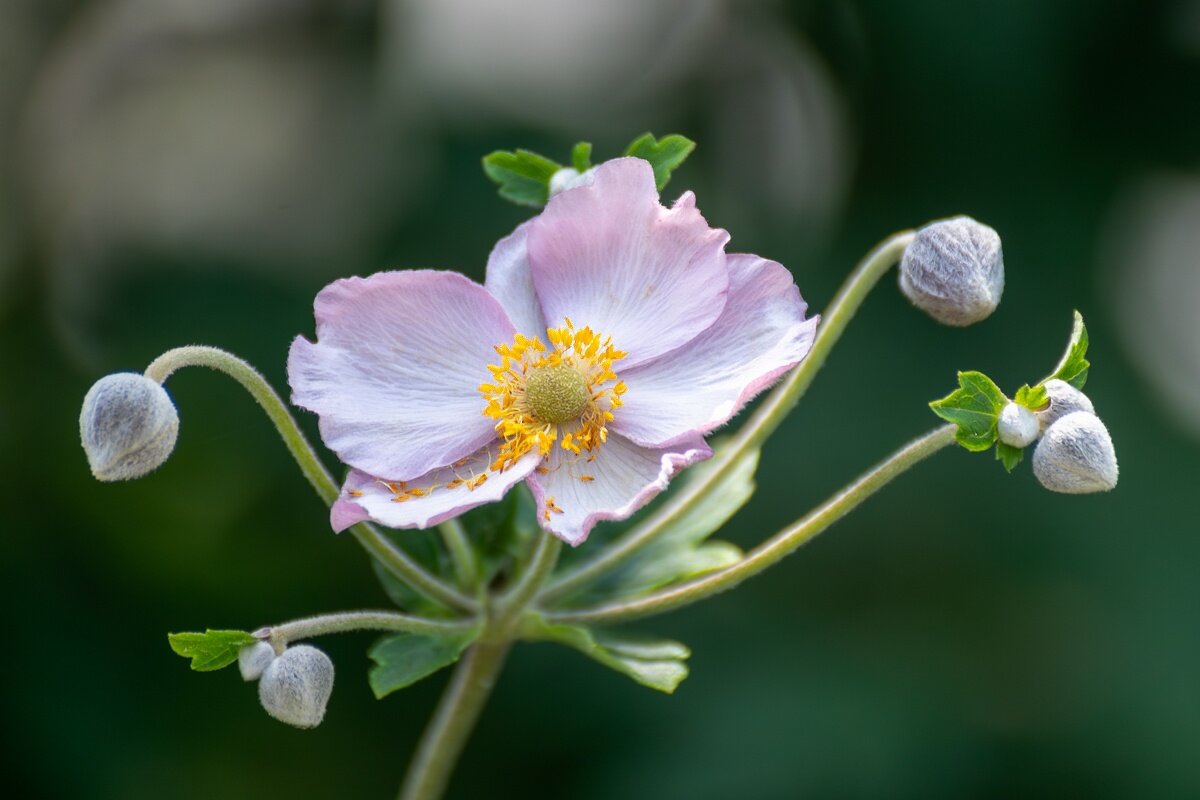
[143,345,477,613]
[261,610,477,646]
[546,425,955,624]
[438,518,479,592]
[540,232,915,602]
[398,640,511,800]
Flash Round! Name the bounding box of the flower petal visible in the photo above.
[527,433,712,545]
[330,446,541,532]
[611,254,819,447]
[483,221,546,336]
[289,270,515,481]
[527,158,730,368]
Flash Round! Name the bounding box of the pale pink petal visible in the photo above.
[527,158,730,368]
[289,270,515,481]
[330,446,541,532]
[527,433,712,546]
[611,254,819,447]
[483,221,546,336]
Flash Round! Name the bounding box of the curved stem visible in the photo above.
[540,231,915,603]
[398,640,510,800]
[260,610,477,646]
[497,533,562,623]
[438,518,479,592]
[144,346,477,613]
[546,424,955,624]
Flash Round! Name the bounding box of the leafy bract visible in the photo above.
[482,149,561,207]
[521,615,690,694]
[1042,310,1090,390]
[168,629,257,672]
[1013,383,1049,411]
[995,442,1024,473]
[368,627,482,699]
[929,371,1007,452]
[571,141,593,173]
[625,133,695,191]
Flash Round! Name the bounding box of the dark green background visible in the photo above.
[2,1,1197,797]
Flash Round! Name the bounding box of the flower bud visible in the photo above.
[548,166,596,197]
[80,373,179,481]
[258,644,334,729]
[1032,411,1118,494]
[899,216,1004,326]
[997,402,1038,448]
[1037,379,1095,431]
[239,641,276,682]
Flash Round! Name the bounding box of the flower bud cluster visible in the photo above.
[239,641,335,729]
[999,379,1117,494]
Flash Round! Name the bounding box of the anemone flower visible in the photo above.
[288,158,818,544]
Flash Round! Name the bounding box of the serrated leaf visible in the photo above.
[995,442,1024,472]
[1014,383,1049,411]
[522,615,689,694]
[368,628,482,699]
[929,371,1007,452]
[1042,310,1090,390]
[571,141,592,173]
[168,629,257,672]
[624,133,695,191]
[482,149,562,207]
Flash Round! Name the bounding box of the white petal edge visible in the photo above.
[612,253,819,447]
[330,445,542,532]
[526,433,712,546]
[288,270,516,482]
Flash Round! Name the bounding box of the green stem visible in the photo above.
[545,424,955,624]
[438,518,479,592]
[143,345,477,613]
[397,533,562,800]
[398,640,511,800]
[540,231,915,603]
[262,610,477,646]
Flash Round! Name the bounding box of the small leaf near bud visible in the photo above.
[239,641,277,682]
[1032,412,1118,494]
[997,402,1039,448]
[258,645,335,729]
[80,373,179,481]
[899,216,1004,326]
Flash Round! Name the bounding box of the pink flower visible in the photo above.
[288,159,818,545]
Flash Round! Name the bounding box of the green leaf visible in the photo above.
[929,370,1008,452]
[1014,383,1049,411]
[521,615,690,694]
[1042,310,1090,390]
[482,149,562,207]
[168,629,258,672]
[571,141,593,173]
[368,627,482,699]
[995,442,1024,473]
[624,133,696,191]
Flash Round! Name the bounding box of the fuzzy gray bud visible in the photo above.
[548,167,596,197]
[997,402,1039,448]
[258,645,334,729]
[899,216,1004,326]
[1032,411,1118,494]
[1037,379,1095,431]
[239,641,276,682]
[80,373,179,481]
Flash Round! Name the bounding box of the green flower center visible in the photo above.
[525,363,590,424]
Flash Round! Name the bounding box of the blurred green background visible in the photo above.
[2,0,1198,797]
